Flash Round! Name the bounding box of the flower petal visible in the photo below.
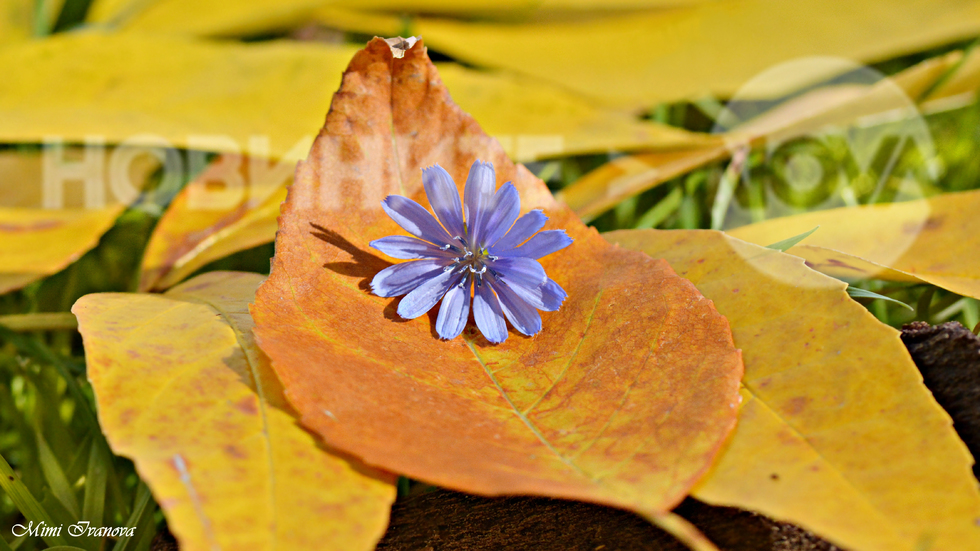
[497,230,572,259]
[479,182,521,248]
[463,160,496,246]
[371,259,450,298]
[381,195,454,246]
[489,257,547,289]
[490,209,547,252]
[501,278,567,312]
[422,165,465,238]
[397,269,459,319]
[489,276,542,336]
[370,236,455,260]
[473,282,508,343]
[436,276,471,340]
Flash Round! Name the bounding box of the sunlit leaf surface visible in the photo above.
[87,0,718,35]
[608,229,980,551]
[0,33,357,161]
[410,0,980,108]
[728,190,980,301]
[73,272,396,551]
[0,32,708,163]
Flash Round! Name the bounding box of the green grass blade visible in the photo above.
[710,151,746,230]
[635,187,683,229]
[0,313,78,332]
[692,96,727,126]
[847,286,914,311]
[0,453,68,547]
[131,499,158,551]
[765,226,820,252]
[32,0,55,36]
[82,440,108,528]
[0,530,13,551]
[614,195,638,228]
[66,432,95,484]
[111,483,153,551]
[916,286,936,320]
[34,429,81,519]
[0,327,99,431]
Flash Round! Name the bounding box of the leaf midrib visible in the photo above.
[172,292,280,550]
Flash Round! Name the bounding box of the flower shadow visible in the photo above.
[310,222,390,287]
[309,222,413,325]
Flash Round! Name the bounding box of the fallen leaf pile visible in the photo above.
[0,2,977,549]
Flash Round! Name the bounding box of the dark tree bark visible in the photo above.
[901,321,980,478]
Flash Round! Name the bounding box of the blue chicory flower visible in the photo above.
[370,160,572,343]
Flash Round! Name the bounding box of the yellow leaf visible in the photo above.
[607,229,980,551]
[0,149,156,294]
[139,154,290,291]
[437,63,719,162]
[89,0,329,36]
[409,0,980,109]
[87,0,716,35]
[338,0,715,16]
[251,38,744,537]
[0,206,122,294]
[787,245,925,284]
[0,32,357,161]
[0,31,712,162]
[727,190,980,301]
[72,271,396,551]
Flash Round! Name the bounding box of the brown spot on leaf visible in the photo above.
[784,396,811,416]
[236,396,259,416]
[225,445,247,459]
[825,258,861,271]
[0,220,64,232]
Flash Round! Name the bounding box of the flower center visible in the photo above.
[442,236,498,285]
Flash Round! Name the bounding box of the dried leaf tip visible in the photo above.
[384,36,421,59]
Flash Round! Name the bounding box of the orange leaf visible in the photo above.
[73,272,396,551]
[139,154,291,291]
[608,229,980,550]
[250,38,743,525]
